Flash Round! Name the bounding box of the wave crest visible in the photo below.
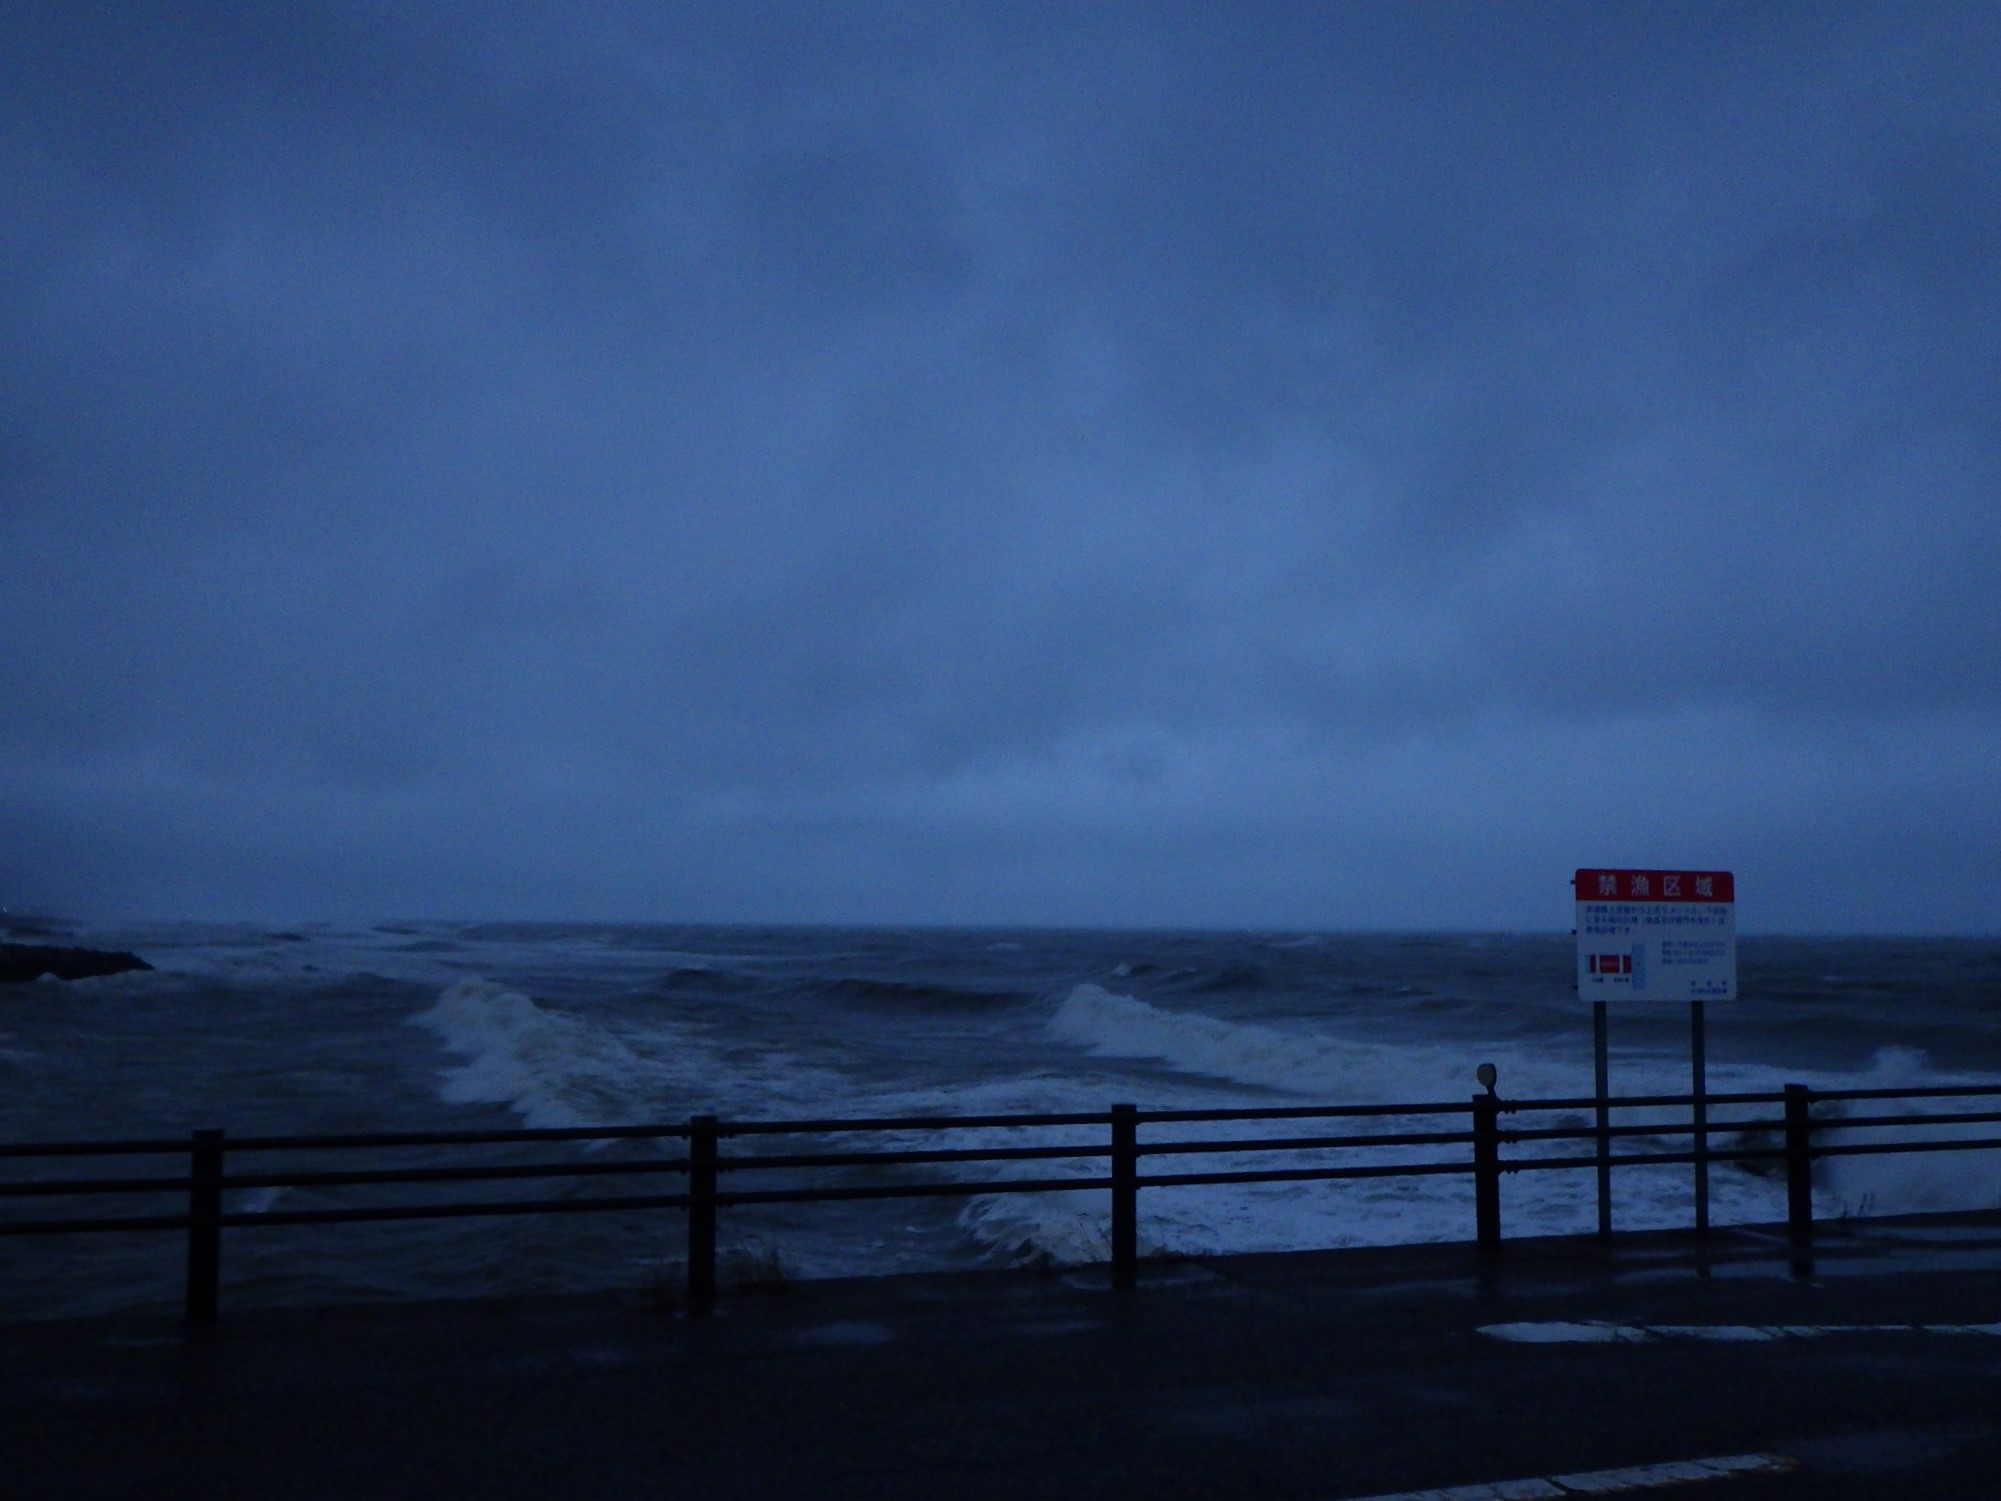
[408,979,652,1130]
[1049,983,1451,1099]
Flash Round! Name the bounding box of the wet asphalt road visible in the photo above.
[9,1216,2001,1500]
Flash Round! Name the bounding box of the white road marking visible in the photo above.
[1480,1318,2001,1344]
[1340,1451,1795,1499]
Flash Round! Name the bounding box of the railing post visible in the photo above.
[1783,1084,1813,1276]
[185,1128,224,1326]
[1110,1103,1138,1289]
[687,1114,718,1314]
[1472,1093,1501,1255]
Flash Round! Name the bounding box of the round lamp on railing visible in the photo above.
[1476,1062,1498,1096]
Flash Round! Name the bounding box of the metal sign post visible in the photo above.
[1691,999,1708,1234]
[1574,869,1737,1239]
[1593,999,1610,1238]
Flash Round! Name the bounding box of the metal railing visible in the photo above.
[7,1082,2001,1325]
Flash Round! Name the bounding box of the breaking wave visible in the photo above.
[408,977,854,1131]
[1047,983,1588,1101]
[409,979,657,1130]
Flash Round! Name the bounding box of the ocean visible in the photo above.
[3,920,1999,1322]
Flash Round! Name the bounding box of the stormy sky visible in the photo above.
[3,2,1997,933]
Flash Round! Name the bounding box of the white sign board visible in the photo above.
[1575,868,1736,1001]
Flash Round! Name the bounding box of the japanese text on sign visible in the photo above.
[1574,868,1737,1002]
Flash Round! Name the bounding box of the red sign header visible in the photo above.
[1574,869,1734,903]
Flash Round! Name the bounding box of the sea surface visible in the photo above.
[3,920,1999,1321]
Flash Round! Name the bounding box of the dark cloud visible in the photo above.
[2,1,1997,931]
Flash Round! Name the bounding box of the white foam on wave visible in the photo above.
[937,1089,1795,1268]
[884,1007,1565,1266]
[946,987,2000,1268]
[946,1108,1802,1270]
[409,979,661,1130]
[932,990,1489,1263]
[399,977,2001,1274]
[408,978,853,1131]
[1050,983,1595,1100]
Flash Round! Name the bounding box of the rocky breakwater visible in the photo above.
[0,944,153,983]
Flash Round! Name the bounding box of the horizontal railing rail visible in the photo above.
[8,1081,2001,1325]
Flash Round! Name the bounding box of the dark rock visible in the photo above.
[0,944,153,984]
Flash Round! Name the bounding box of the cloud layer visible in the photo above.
[4,2,1997,931]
